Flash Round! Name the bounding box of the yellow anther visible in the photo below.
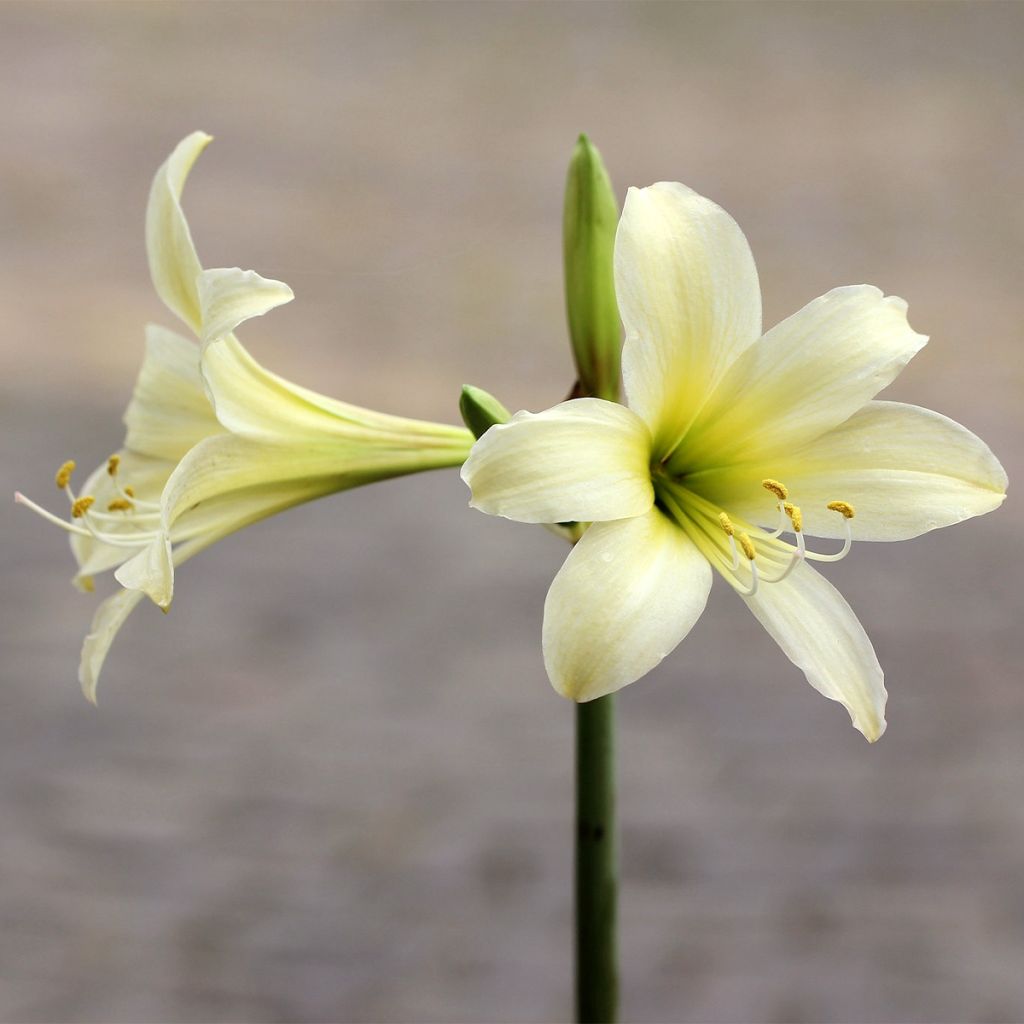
[55,460,76,489]
[783,502,803,533]
[718,512,735,537]
[123,486,135,498]
[737,531,756,561]
[107,454,121,476]
[107,498,134,512]
[71,496,95,518]
[827,500,856,520]
[762,478,788,501]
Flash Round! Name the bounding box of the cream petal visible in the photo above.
[80,517,248,702]
[700,401,1008,541]
[543,507,712,702]
[200,335,473,453]
[686,286,927,469]
[742,560,886,742]
[197,267,294,348]
[79,588,146,704]
[460,398,654,524]
[123,325,223,460]
[617,182,762,452]
[114,532,173,609]
[146,131,212,334]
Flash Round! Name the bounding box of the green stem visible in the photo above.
[576,694,618,1023]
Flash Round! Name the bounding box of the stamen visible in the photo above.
[107,454,121,476]
[719,512,739,569]
[827,500,855,520]
[737,531,756,562]
[733,533,759,597]
[55,461,76,490]
[762,478,789,502]
[124,486,135,498]
[760,523,805,584]
[783,502,803,533]
[107,498,135,512]
[17,490,161,549]
[804,501,855,563]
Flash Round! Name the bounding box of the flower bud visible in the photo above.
[563,134,621,402]
[459,384,511,440]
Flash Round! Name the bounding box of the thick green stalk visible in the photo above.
[576,694,618,1023]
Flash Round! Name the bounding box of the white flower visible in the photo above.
[18,133,473,701]
[462,182,1007,741]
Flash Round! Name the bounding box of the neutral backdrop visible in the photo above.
[1,3,1021,1022]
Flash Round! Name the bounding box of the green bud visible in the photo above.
[563,134,621,403]
[459,384,511,440]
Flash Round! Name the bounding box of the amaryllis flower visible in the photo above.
[462,182,1006,741]
[17,133,473,700]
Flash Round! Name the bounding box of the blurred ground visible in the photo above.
[1,2,1022,1021]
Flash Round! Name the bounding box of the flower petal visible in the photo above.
[700,401,1008,541]
[114,531,173,609]
[543,507,712,702]
[617,182,762,451]
[79,587,146,704]
[197,267,294,348]
[146,131,212,334]
[201,335,473,454]
[123,325,223,460]
[460,398,654,524]
[742,560,886,742]
[687,286,927,468]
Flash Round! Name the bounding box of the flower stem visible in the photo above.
[576,694,618,1023]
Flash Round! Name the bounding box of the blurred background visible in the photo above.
[1,3,1021,1021]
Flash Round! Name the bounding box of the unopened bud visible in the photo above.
[459,385,511,440]
[563,134,621,402]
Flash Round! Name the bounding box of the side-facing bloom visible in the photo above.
[18,133,473,700]
[462,182,1006,741]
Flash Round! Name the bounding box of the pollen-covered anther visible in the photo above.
[783,502,803,533]
[124,486,135,498]
[737,531,756,561]
[107,454,121,476]
[55,460,76,490]
[107,498,134,512]
[827,500,856,520]
[71,496,95,518]
[718,511,735,537]
[762,478,788,502]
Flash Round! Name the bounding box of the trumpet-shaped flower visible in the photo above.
[462,182,1006,741]
[18,133,473,701]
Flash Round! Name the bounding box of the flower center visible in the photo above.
[651,472,855,597]
[15,456,163,550]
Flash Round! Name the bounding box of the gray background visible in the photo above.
[1,3,1021,1021]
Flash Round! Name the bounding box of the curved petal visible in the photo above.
[543,507,712,701]
[123,325,222,460]
[742,560,886,742]
[114,532,173,609]
[617,182,761,452]
[686,286,927,469]
[146,131,212,334]
[201,335,472,453]
[79,587,146,704]
[700,401,1008,541]
[197,267,294,348]
[460,398,654,524]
